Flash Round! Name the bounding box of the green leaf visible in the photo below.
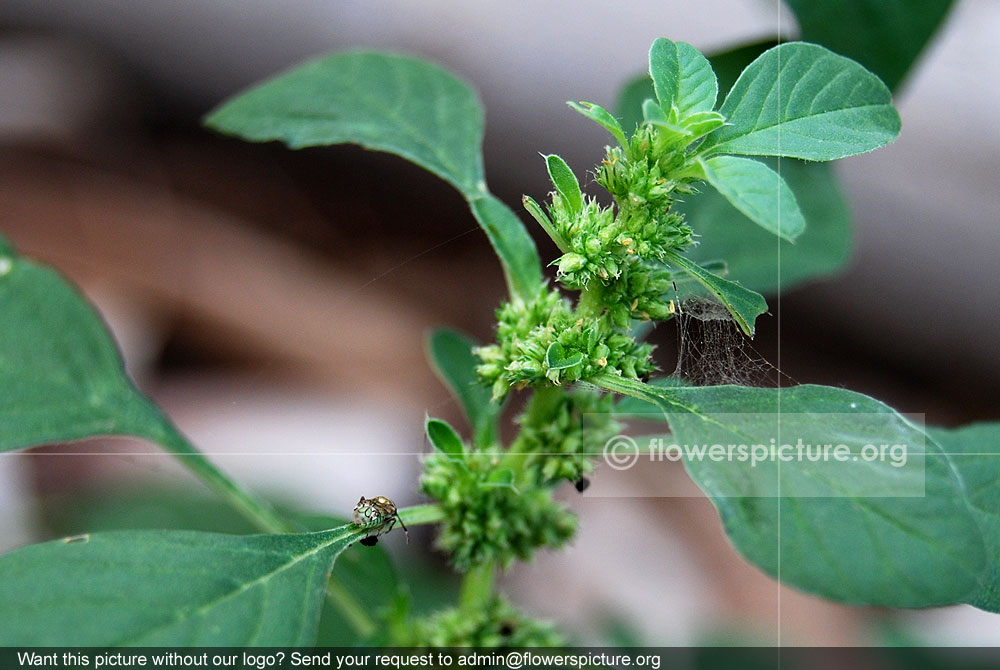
[427,329,500,448]
[204,51,541,300]
[523,195,569,253]
[618,40,776,141]
[787,0,954,92]
[481,469,517,492]
[679,41,853,293]
[679,111,726,140]
[0,525,364,645]
[673,41,718,119]
[642,99,669,125]
[545,342,585,371]
[701,42,901,160]
[38,487,400,645]
[682,158,850,295]
[662,250,767,337]
[206,51,482,192]
[567,101,627,148]
[544,154,583,217]
[928,423,1000,613]
[0,245,170,452]
[618,40,780,142]
[648,38,718,121]
[0,242,291,533]
[425,417,466,459]
[698,155,806,241]
[648,38,680,112]
[616,43,854,293]
[602,376,988,608]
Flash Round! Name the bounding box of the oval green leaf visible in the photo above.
[0,526,363,645]
[648,39,718,121]
[787,0,954,92]
[545,342,585,371]
[699,155,806,241]
[681,156,851,295]
[662,250,768,337]
[0,242,295,534]
[567,101,627,148]
[0,245,168,452]
[674,41,718,119]
[928,423,1000,614]
[425,417,466,459]
[544,154,583,217]
[701,42,901,160]
[617,44,854,293]
[648,38,680,112]
[206,52,483,192]
[39,487,401,645]
[205,51,541,300]
[602,376,988,608]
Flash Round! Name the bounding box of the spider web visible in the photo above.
[669,297,787,387]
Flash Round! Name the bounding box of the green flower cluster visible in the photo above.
[474,100,718,399]
[600,260,680,326]
[421,446,577,571]
[549,191,692,292]
[395,596,565,647]
[597,123,702,210]
[516,388,619,485]
[474,284,656,400]
[548,121,704,296]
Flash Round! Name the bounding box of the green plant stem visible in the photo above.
[397,503,447,527]
[459,562,496,610]
[149,408,295,535]
[501,386,560,479]
[151,397,448,641]
[148,404,380,638]
[577,284,606,318]
[152,413,382,642]
[590,372,713,428]
[589,371,667,410]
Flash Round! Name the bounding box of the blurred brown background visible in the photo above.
[1,0,998,647]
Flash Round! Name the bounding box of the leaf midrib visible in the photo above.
[710,103,894,151]
[117,527,356,646]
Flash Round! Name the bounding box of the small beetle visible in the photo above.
[353,495,409,545]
